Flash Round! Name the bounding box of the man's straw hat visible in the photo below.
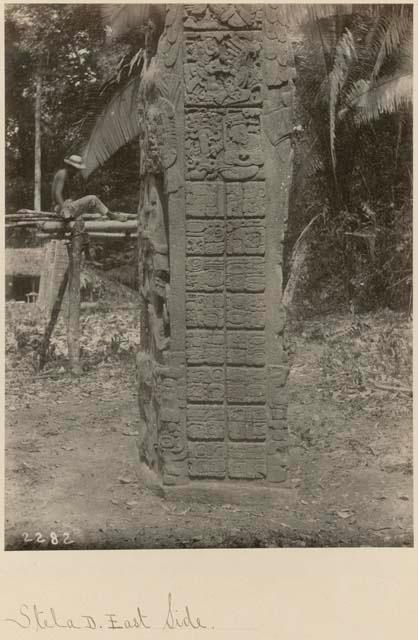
[64,154,86,170]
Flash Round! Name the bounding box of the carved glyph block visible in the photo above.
[186,329,224,364]
[185,109,264,181]
[188,441,226,478]
[226,218,265,255]
[228,443,266,479]
[186,293,224,328]
[187,405,226,440]
[186,182,223,218]
[188,366,225,402]
[226,256,265,292]
[226,331,265,366]
[186,257,224,292]
[226,182,265,217]
[226,293,265,328]
[227,406,267,441]
[227,367,266,404]
[186,219,225,255]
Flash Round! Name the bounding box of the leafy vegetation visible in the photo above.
[5,3,413,313]
[287,4,412,314]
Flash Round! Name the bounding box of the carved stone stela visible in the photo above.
[137,4,294,488]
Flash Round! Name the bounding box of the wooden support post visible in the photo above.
[38,267,69,370]
[66,219,84,376]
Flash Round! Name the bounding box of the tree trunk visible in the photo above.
[34,72,42,211]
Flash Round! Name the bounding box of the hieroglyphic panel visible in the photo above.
[179,4,292,486]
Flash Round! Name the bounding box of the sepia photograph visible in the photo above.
[4,3,413,550]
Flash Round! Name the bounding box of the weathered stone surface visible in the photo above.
[270,406,287,420]
[186,329,224,364]
[188,442,226,478]
[186,293,224,328]
[186,219,225,255]
[266,441,288,483]
[187,405,226,440]
[226,218,265,255]
[269,422,288,444]
[227,367,265,404]
[228,405,267,441]
[226,293,265,328]
[188,366,225,402]
[262,4,294,87]
[186,257,224,291]
[226,331,265,365]
[184,4,262,31]
[226,182,265,218]
[185,31,262,107]
[185,108,263,181]
[189,458,226,478]
[226,257,265,292]
[267,364,289,407]
[228,443,266,479]
[186,182,224,218]
[137,5,293,487]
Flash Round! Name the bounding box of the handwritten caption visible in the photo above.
[3,593,212,632]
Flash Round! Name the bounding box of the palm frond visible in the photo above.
[329,30,356,171]
[339,73,412,125]
[370,14,412,81]
[102,4,165,41]
[81,74,142,177]
[279,4,354,27]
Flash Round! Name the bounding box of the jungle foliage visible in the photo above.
[5,4,413,312]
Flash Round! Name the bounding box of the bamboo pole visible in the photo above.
[39,220,137,233]
[17,209,59,218]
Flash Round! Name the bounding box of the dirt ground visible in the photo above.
[5,311,413,549]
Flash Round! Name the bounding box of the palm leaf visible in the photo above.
[339,73,412,124]
[370,14,412,81]
[81,74,142,177]
[279,4,354,27]
[102,4,165,40]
